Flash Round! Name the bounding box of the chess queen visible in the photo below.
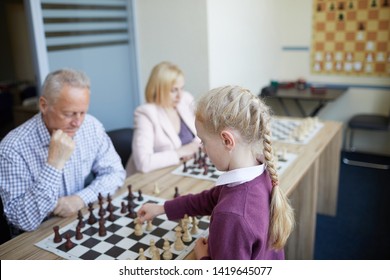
[137,86,294,260]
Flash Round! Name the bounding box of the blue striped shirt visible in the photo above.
[0,113,125,231]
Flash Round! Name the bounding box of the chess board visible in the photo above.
[311,0,390,77]
[172,151,297,181]
[271,118,324,144]
[35,193,209,260]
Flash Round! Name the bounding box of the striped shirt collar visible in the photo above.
[215,163,266,187]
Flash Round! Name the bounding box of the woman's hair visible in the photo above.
[195,85,294,250]
[145,61,184,107]
[41,68,90,104]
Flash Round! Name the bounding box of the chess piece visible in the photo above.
[182,219,192,242]
[127,184,135,201]
[98,218,106,236]
[151,247,161,260]
[174,226,185,251]
[153,183,160,195]
[162,239,173,260]
[77,210,85,228]
[146,220,153,231]
[174,186,180,198]
[53,225,62,243]
[182,161,188,172]
[138,248,147,260]
[138,190,144,201]
[134,218,143,236]
[75,225,83,240]
[190,216,199,235]
[87,203,97,224]
[127,203,137,219]
[107,208,115,222]
[106,193,114,212]
[149,239,157,255]
[98,202,106,217]
[64,233,74,250]
[120,201,127,214]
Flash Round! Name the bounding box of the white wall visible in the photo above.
[134,0,209,100]
[207,0,278,92]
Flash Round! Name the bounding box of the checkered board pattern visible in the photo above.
[35,193,209,260]
[171,151,297,181]
[271,118,324,145]
[171,155,224,182]
[311,0,390,77]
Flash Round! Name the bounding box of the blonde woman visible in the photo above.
[137,85,295,260]
[126,62,200,175]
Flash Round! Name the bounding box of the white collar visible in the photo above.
[215,163,266,187]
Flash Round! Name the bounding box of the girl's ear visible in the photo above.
[220,130,235,150]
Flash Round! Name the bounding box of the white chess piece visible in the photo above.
[162,239,173,260]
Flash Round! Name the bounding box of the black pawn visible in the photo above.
[77,210,85,228]
[98,219,106,236]
[53,225,62,243]
[107,209,115,222]
[127,204,137,219]
[138,189,144,201]
[75,225,83,240]
[174,186,180,198]
[182,161,188,172]
[64,233,74,250]
[127,185,135,201]
[120,201,127,214]
[87,203,97,224]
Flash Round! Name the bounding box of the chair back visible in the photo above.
[0,198,11,245]
[107,128,133,168]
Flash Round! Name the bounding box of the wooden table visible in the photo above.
[0,118,343,260]
[262,87,347,117]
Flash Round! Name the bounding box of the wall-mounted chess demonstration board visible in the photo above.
[311,0,390,77]
[35,192,209,260]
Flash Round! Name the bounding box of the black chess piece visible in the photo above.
[98,219,106,237]
[53,225,62,243]
[120,201,127,214]
[64,233,74,250]
[87,203,97,224]
[75,225,83,240]
[77,210,85,228]
[174,186,180,198]
[138,190,144,201]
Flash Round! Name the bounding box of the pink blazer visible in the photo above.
[125,91,199,175]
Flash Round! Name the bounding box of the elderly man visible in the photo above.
[0,69,125,233]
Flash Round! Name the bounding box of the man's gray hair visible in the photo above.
[41,69,90,103]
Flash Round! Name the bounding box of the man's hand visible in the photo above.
[53,195,85,217]
[47,129,75,170]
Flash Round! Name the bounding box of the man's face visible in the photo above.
[40,85,90,138]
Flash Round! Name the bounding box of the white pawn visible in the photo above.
[138,248,147,260]
[146,220,153,231]
[151,247,160,260]
[149,239,157,254]
[134,218,143,236]
[182,219,192,242]
[190,217,199,235]
[174,226,185,251]
[162,239,173,260]
[153,183,160,195]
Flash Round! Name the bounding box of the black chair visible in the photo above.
[0,198,12,245]
[344,110,390,169]
[107,128,133,168]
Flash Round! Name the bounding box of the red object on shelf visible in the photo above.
[310,85,327,94]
